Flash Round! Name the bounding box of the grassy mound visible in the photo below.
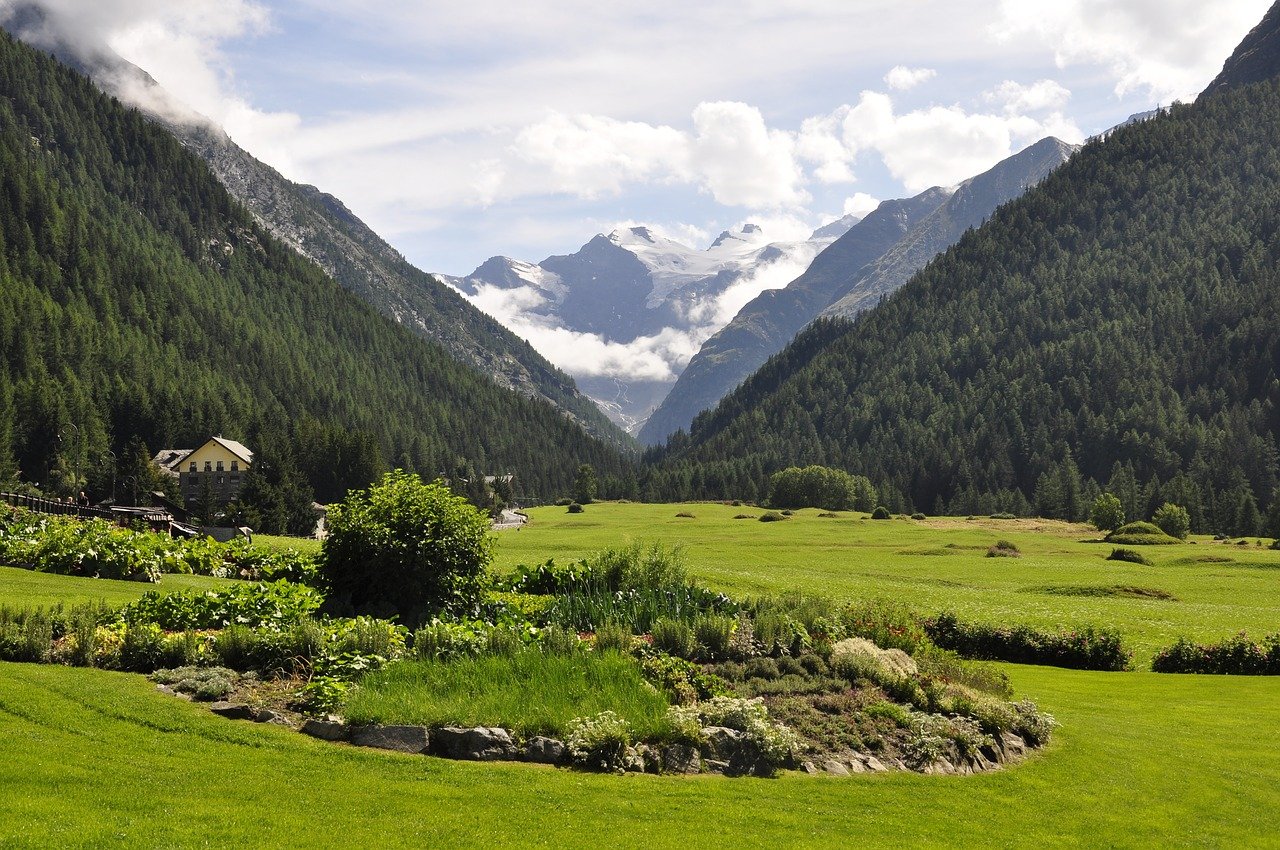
[1106,522,1181,546]
[1107,547,1153,566]
[344,651,672,739]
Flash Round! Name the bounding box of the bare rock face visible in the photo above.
[1201,1,1280,98]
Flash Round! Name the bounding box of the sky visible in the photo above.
[0,0,1270,278]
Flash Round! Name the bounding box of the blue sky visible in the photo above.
[7,0,1271,274]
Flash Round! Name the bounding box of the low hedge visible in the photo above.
[924,612,1131,671]
[1151,633,1280,674]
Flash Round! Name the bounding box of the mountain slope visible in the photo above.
[639,138,1076,446]
[637,190,948,445]
[1201,0,1280,97]
[0,8,629,449]
[448,219,857,432]
[0,30,629,499]
[648,75,1280,532]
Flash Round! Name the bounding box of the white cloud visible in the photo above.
[985,79,1071,113]
[513,102,808,209]
[843,192,881,217]
[884,65,937,91]
[994,0,1273,103]
[804,90,1084,193]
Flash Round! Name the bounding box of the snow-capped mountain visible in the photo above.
[444,217,859,433]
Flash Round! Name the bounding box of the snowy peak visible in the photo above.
[810,213,861,241]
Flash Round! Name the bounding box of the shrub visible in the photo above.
[567,503,584,514]
[1089,494,1125,532]
[151,666,238,701]
[912,643,1013,699]
[989,512,1018,520]
[121,581,323,631]
[321,471,494,627]
[693,696,801,768]
[1151,633,1280,674]
[639,652,729,704]
[758,512,786,522]
[566,711,633,772]
[593,622,632,654]
[870,506,892,519]
[693,614,733,660]
[538,625,582,656]
[554,498,573,507]
[1107,547,1152,566]
[651,618,696,659]
[1152,503,1191,540]
[1106,521,1180,545]
[767,465,876,511]
[911,512,926,520]
[485,628,523,657]
[986,540,1021,558]
[733,514,755,520]
[675,512,695,518]
[925,612,1131,671]
[817,512,839,518]
[293,676,350,716]
[412,620,487,662]
[744,657,781,680]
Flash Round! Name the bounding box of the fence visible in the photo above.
[1,491,115,520]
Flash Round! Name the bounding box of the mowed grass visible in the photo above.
[0,565,233,609]
[1,660,1277,847]
[345,651,672,739]
[252,534,322,557]
[496,503,1280,662]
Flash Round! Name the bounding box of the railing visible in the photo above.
[0,491,115,520]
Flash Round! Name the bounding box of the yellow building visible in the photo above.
[175,437,254,510]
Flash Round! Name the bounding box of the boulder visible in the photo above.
[824,760,850,776]
[350,724,430,754]
[704,759,730,774]
[622,746,646,773]
[523,736,566,765]
[863,756,888,773]
[661,743,702,775]
[800,761,820,775]
[1000,732,1027,758]
[255,709,291,726]
[300,719,349,742]
[431,727,517,761]
[208,702,256,721]
[701,726,746,761]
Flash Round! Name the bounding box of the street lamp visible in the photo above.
[100,449,117,503]
[57,424,80,498]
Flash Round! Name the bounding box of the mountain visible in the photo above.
[446,218,859,433]
[0,7,629,450]
[646,49,1280,533]
[0,29,630,502]
[1201,0,1280,97]
[638,138,1076,446]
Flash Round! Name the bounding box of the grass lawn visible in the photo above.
[346,651,672,738]
[252,534,322,557]
[0,565,233,610]
[495,503,1280,663]
[0,660,1276,847]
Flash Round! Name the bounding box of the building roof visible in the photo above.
[152,448,194,472]
[170,436,255,469]
[209,436,254,463]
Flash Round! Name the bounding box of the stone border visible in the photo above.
[185,695,1031,777]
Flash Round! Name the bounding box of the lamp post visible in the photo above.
[101,449,117,503]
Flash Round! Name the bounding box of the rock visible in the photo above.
[705,759,730,774]
[846,759,867,774]
[824,760,850,776]
[661,743,702,775]
[431,727,517,761]
[979,743,1002,764]
[255,709,291,726]
[1000,732,1027,758]
[863,756,888,772]
[701,726,746,761]
[800,761,820,775]
[156,683,174,695]
[523,736,566,765]
[622,746,646,773]
[300,719,349,742]
[208,702,256,721]
[350,724,430,754]
[634,744,662,774]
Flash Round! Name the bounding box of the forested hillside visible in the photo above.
[646,76,1280,534]
[0,31,630,501]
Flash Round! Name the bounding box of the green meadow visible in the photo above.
[1,660,1277,848]
[495,503,1280,663]
[2,504,1278,846]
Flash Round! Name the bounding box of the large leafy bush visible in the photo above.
[321,471,494,626]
